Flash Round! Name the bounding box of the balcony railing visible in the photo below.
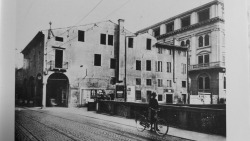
[189,61,225,71]
[48,60,68,71]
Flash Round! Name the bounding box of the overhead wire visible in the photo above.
[46,0,104,41]
[75,0,104,25]
[104,0,131,20]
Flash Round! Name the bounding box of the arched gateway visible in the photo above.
[46,73,69,107]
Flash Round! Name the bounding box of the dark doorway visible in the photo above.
[47,73,69,107]
[35,74,43,106]
[55,50,63,68]
[166,94,173,103]
[182,94,187,104]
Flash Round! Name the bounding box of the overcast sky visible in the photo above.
[16,0,213,51]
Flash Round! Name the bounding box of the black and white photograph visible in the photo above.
[1,0,250,140]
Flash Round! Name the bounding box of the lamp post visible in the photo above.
[187,44,190,104]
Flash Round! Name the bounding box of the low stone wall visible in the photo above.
[97,101,226,136]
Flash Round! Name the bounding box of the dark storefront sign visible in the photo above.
[116,85,124,98]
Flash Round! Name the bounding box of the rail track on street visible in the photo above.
[15,107,192,141]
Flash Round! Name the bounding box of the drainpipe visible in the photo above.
[173,38,176,83]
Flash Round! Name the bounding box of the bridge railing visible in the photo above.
[96,101,226,136]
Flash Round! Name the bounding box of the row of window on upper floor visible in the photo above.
[54,30,114,46]
[94,54,186,74]
[153,8,210,37]
[54,30,155,50]
[180,34,210,48]
[135,78,186,88]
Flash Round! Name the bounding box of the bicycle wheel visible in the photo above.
[155,119,169,136]
[136,116,147,132]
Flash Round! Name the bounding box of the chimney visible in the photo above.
[118,19,125,35]
[117,19,125,83]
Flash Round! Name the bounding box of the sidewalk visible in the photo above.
[35,107,226,141]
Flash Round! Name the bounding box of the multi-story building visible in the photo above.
[20,19,187,107]
[137,0,226,104]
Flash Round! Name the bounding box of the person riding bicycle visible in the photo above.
[148,92,159,131]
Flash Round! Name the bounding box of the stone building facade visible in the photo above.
[137,0,226,104]
[21,19,187,107]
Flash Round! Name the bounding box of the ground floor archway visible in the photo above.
[46,73,69,107]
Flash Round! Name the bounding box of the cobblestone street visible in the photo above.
[15,107,192,141]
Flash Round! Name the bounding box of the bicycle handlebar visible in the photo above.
[149,107,160,111]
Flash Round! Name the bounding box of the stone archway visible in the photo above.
[46,73,69,107]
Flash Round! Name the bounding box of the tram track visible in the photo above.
[16,107,192,141]
[16,108,147,141]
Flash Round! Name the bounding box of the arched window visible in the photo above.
[204,34,209,46]
[198,74,210,91]
[181,41,185,46]
[198,36,203,47]
[186,40,190,47]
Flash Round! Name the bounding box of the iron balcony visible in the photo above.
[189,61,225,71]
[48,60,68,71]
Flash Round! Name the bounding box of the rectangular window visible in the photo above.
[157,61,162,72]
[135,90,142,100]
[78,30,85,42]
[146,60,151,71]
[198,56,203,64]
[55,49,63,68]
[167,62,171,73]
[128,38,133,48]
[198,54,209,64]
[146,39,151,50]
[110,58,116,69]
[146,79,152,86]
[94,54,101,66]
[198,9,210,22]
[182,63,187,74]
[136,78,141,85]
[100,34,106,45]
[182,81,186,87]
[158,48,163,54]
[204,54,209,63]
[158,94,163,101]
[153,27,160,37]
[167,80,172,87]
[166,22,174,33]
[158,79,163,87]
[55,36,63,42]
[108,35,113,46]
[136,60,141,70]
[181,16,190,28]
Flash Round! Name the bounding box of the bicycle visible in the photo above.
[135,107,169,136]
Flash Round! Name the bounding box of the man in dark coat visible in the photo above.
[149,92,159,130]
